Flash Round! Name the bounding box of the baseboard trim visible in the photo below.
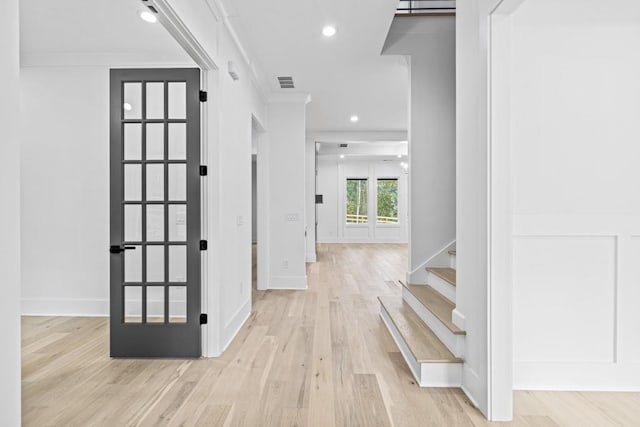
[269,275,308,290]
[463,364,487,417]
[220,299,251,354]
[452,308,466,331]
[408,239,456,284]
[22,298,108,317]
[317,239,408,244]
[514,362,640,391]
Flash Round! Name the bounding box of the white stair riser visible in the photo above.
[421,362,462,387]
[427,272,456,303]
[402,288,465,358]
[449,253,456,269]
[379,305,462,387]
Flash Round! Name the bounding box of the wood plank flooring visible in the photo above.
[22,243,640,426]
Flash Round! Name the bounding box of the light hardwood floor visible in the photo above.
[23,244,639,426]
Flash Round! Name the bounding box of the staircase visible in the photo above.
[379,249,464,386]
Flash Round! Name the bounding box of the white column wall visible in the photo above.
[199,19,269,354]
[266,96,309,289]
[0,0,21,424]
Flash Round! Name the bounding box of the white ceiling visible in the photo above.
[222,0,409,132]
[20,0,191,63]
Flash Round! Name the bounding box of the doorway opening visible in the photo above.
[251,115,267,293]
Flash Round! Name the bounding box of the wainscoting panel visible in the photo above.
[512,214,640,390]
[513,235,616,363]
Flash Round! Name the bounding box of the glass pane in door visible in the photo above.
[146,164,164,201]
[169,286,187,323]
[123,83,142,120]
[146,205,164,242]
[147,245,165,282]
[146,123,164,160]
[146,286,165,323]
[124,286,142,323]
[146,82,165,119]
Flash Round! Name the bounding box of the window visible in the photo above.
[346,179,368,224]
[377,179,399,224]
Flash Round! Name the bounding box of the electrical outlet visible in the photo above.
[285,213,299,222]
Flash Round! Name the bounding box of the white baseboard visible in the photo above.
[463,365,487,417]
[306,251,317,263]
[408,239,456,284]
[269,275,308,290]
[514,362,640,391]
[220,298,251,354]
[317,239,408,244]
[22,298,108,317]
[452,308,466,331]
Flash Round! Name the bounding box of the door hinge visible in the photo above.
[199,90,208,102]
[199,165,208,176]
[200,240,208,250]
[200,313,208,324]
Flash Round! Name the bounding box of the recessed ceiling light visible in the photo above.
[340,154,345,159]
[123,102,133,111]
[350,115,359,123]
[322,26,336,37]
[397,154,402,158]
[138,10,158,23]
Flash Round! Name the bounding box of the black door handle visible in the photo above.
[109,245,136,254]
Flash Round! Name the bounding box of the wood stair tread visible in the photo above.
[378,296,462,364]
[401,283,466,335]
[426,267,456,286]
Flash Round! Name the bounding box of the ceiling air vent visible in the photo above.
[278,76,295,89]
[339,143,348,148]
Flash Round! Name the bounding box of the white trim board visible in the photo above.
[407,240,455,284]
[514,362,640,391]
[269,275,308,290]
[22,298,109,317]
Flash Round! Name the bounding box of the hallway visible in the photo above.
[22,244,638,426]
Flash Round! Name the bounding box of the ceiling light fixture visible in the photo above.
[340,154,345,159]
[322,26,336,37]
[350,115,359,123]
[123,102,133,111]
[138,10,158,23]
[397,154,402,158]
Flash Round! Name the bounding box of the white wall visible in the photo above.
[508,0,640,390]
[382,16,456,283]
[0,0,22,424]
[203,19,268,353]
[316,157,408,243]
[266,96,308,289]
[20,67,111,315]
[305,139,316,262]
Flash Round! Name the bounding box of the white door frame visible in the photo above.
[487,0,527,420]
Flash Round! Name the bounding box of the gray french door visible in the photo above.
[109,68,201,357]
